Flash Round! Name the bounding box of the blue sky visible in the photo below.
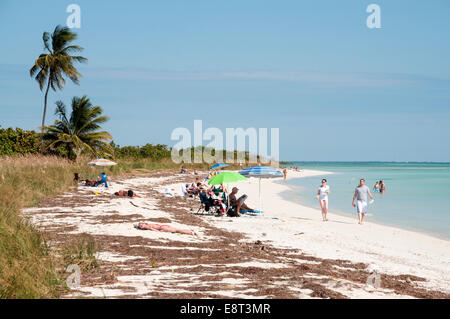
[1,0,449,161]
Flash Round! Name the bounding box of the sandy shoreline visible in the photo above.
[207,169,450,293]
[281,171,450,242]
[22,169,450,298]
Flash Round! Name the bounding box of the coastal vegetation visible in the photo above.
[0,155,94,298]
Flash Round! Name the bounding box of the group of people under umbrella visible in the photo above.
[192,163,284,217]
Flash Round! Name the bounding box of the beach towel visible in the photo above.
[181,184,187,195]
[240,209,264,215]
[164,187,175,197]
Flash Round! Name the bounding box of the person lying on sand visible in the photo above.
[114,190,140,197]
[229,187,254,216]
[135,222,197,236]
[84,179,98,187]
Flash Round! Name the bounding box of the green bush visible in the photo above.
[0,127,40,156]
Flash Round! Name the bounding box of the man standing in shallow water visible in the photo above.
[352,179,374,225]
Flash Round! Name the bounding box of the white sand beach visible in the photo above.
[205,169,450,294]
[23,169,450,298]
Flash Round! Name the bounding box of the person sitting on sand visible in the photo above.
[94,172,108,188]
[229,187,254,216]
[114,190,140,197]
[180,166,189,174]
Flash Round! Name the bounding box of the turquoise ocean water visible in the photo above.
[281,162,450,239]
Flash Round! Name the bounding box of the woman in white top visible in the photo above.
[317,179,330,221]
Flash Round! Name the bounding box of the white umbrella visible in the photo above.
[88,158,117,167]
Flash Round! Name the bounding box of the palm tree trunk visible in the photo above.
[42,80,51,130]
[40,79,51,152]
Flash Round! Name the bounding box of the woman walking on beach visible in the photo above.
[317,179,330,221]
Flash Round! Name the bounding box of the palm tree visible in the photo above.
[42,96,113,161]
[30,25,87,134]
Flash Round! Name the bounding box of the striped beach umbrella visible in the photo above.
[238,166,283,212]
[88,158,117,167]
[239,165,283,179]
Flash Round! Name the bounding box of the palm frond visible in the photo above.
[42,32,52,53]
[60,45,84,55]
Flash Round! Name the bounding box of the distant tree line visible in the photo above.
[0,127,172,160]
[112,142,172,160]
[1,127,266,164]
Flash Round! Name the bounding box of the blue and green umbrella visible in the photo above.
[238,166,283,212]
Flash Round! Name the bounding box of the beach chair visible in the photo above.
[221,192,229,210]
[197,192,222,215]
[197,192,212,215]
